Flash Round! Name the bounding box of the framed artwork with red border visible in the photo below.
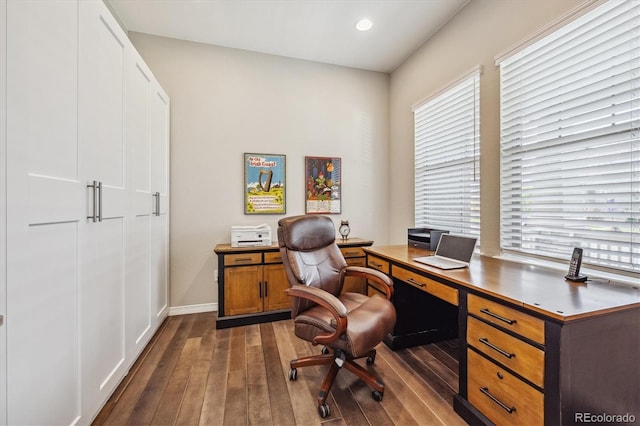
[305,156,341,214]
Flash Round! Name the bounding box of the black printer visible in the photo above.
[408,228,449,251]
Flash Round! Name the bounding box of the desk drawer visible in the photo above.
[468,294,545,345]
[263,252,282,264]
[224,253,262,266]
[467,316,544,387]
[341,247,365,258]
[392,266,458,306]
[468,349,543,426]
[367,255,389,274]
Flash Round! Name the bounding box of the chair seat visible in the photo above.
[294,293,396,357]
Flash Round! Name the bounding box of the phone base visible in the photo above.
[565,274,588,282]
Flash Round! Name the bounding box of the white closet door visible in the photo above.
[0,0,5,421]
[150,86,170,321]
[78,0,128,417]
[6,1,82,425]
[125,50,153,360]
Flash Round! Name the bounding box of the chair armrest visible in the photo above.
[285,285,348,346]
[344,266,394,300]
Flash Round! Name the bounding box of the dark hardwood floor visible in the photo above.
[93,312,466,425]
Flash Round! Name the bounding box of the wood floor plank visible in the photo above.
[96,316,180,426]
[373,349,441,425]
[198,327,231,425]
[247,338,274,425]
[423,341,460,374]
[384,346,465,426]
[272,320,323,426]
[260,322,296,426]
[222,327,249,424]
[151,336,202,424]
[331,371,369,425]
[347,379,395,426]
[176,315,218,426]
[127,314,196,425]
[408,346,458,393]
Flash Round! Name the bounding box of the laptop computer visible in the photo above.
[413,234,477,270]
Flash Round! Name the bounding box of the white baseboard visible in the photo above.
[168,302,218,316]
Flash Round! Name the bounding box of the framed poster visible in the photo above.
[305,156,341,214]
[244,153,286,214]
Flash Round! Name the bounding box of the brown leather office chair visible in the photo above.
[277,215,396,418]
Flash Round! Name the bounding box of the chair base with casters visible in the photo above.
[288,347,384,418]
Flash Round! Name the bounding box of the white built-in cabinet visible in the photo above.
[1,0,170,424]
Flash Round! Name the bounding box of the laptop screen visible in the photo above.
[435,234,477,262]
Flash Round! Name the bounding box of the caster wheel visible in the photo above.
[366,354,376,365]
[372,390,384,401]
[288,368,297,381]
[318,403,330,418]
[321,346,330,355]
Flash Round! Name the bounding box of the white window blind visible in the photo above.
[500,0,639,273]
[414,71,480,238]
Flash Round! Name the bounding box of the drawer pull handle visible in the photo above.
[370,262,382,268]
[234,257,253,263]
[407,278,426,287]
[479,387,516,414]
[479,338,515,359]
[344,251,359,256]
[480,308,517,325]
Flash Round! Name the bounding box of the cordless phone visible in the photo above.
[565,247,587,282]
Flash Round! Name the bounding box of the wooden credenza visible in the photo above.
[364,245,639,426]
[214,238,373,329]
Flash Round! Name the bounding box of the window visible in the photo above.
[499,0,639,273]
[413,68,480,239]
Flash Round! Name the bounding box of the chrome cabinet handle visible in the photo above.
[97,181,103,222]
[87,181,98,222]
[153,191,161,216]
[479,387,516,413]
[479,308,517,325]
[479,337,515,359]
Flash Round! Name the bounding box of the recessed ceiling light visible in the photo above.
[355,18,373,32]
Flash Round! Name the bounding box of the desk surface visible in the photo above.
[365,245,639,322]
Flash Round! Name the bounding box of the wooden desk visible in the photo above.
[213,238,373,329]
[364,245,639,426]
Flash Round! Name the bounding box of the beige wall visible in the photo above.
[130,0,588,308]
[389,0,584,253]
[129,33,390,308]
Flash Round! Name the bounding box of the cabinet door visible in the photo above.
[78,0,128,417]
[342,257,366,294]
[150,84,170,322]
[263,264,291,311]
[6,1,82,424]
[125,49,153,361]
[225,266,263,316]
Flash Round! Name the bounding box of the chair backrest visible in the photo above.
[277,215,347,317]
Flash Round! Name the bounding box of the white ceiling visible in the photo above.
[106,0,470,73]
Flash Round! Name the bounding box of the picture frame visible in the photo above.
[305,156,342,214]
[244,153,286,214]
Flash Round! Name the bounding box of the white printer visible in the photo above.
[231,224,272,248]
